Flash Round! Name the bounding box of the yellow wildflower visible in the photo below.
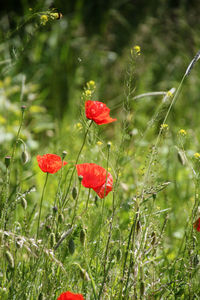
[76,123,83,130]
[97,141,103,146]
[160,123,169,130]
[85,90,92,97]
[194,153,200,159]
[178,129,187,136]
[131,45,141,56]
[87,80,96,90]
[167,90,173,98]
[40,15,48,25]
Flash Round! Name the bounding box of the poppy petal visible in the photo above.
[85,100,116,125]
[37,154,67,174]
[93,172,113,198]
[57,291,85,300]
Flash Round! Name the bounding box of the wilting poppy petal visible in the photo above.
[57,291,85,300]
[37,154,67,174]
[193,217,200,232]
[76,163,113,198]
[93,172,113,198]
[85,100,117,125]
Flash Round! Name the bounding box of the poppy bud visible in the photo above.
[140,281,145,296]
[62,150,67,159]
[116,249,122,261]
[80,267,90,281]
[21,197,27,210]
[58,213,64,223]
[21,150,29,164]
[80,229,86,245]
[78,175,83,182]
[68,238,75,254]
[49,232,55,248]
[38,292,43,300]
[94,195,98,207]
[72,186,78,200]
[177,150,185,165]
[52,206,58,213]
[107,141,112,149]
[151,231,156,245]
[5,250,14,269]
[45,225,51,232]
[5,156,11,168]
[21,105,26,112]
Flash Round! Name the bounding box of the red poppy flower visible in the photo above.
[85,100,117,125]
[37,154,67,174]
[57,291,85,300]
[193,217,200,232]
[76,163,113,198]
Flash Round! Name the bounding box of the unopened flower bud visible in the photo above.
[49,232,55,248]
[52,206,58,213]
[62,151,67,159]
[21,197,27,210]
[5,250,14,269]
[58,213,64,223]
[78,175,83,182]
[21,150,29,164]
[80,229,86,245]
[5,156,11,168]
[38,292,43,300]
[21,105,26,112]
[72,186,78,200]
[107,141,112,149]
[68,238,75,254]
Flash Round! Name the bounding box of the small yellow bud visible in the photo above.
[167,90,173,98]
[194,153,200,159]
[76,123,83,130]
[178,129,187,136]
[97,141,103,146]
[131,45,141,56]
[85,90,92,97]
[160,123,169,130]
[87,80,96,90]
[40,15,48,25]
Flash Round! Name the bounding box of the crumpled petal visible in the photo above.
[93,172,113,198]
[76,163,113,198]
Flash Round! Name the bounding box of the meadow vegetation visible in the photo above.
[0,2,200,299]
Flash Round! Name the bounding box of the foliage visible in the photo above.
[0,2,200,299]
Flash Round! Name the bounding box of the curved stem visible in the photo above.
[36,172,49,240]
[62,120,93,208]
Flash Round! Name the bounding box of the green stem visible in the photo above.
[86,188,91,210]
[62,120,93,208]
[36,172,49,240]
[71,182,82,226]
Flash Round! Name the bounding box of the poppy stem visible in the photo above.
[71,180,82,226]
[85,188,91,210]
[36,172,49,240]
[62,120,93,208]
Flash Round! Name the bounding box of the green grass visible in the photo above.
[0,5,200,299]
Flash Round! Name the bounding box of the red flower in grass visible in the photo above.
[193,217,200,232]
[37,154,67,174]
[57,291,85,300]
[76,163,113,198]
[85,100,117,125]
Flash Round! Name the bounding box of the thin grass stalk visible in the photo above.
[36,172,49,240]
[71,181,82,226]
[62,120,93,208]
